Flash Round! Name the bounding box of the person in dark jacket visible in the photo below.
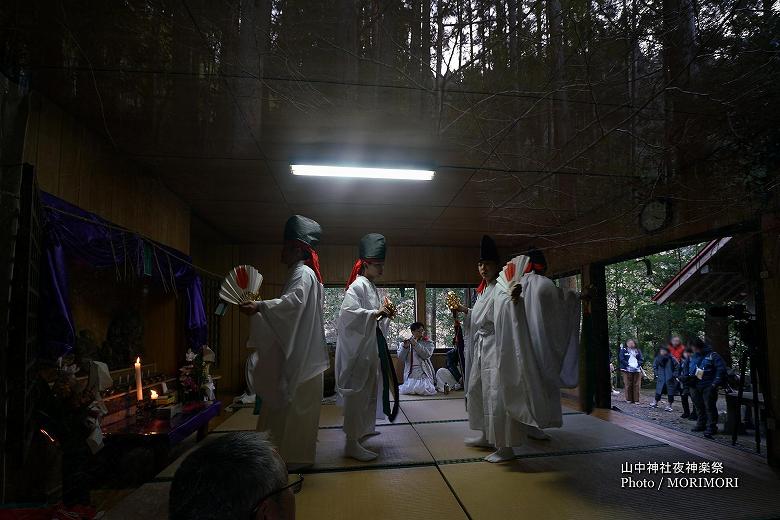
[619,339,643,404]
[650,346,679,411]
[678,347,698,420]
[688,337,728,438]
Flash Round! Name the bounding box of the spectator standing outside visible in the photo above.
[666,335,685,398]
[667,336,685,362]
[619,339,643,404]
[650,345,679,412]
[688,337,728,438]
[678,347,698,420]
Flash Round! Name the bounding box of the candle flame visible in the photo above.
[150,389,159,399]
[136,357,140,363]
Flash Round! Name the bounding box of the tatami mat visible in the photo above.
[411,411,656,462]
[318,402,410,428]
[312,424,434,471]
[400,398,469,423]
[104,482,170,520]
[296,466,468,520]
[441,446,780,520]
[212,407,258,431]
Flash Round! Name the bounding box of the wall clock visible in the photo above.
[639,198,671,233]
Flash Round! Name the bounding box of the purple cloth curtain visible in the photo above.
[39,192,208,360]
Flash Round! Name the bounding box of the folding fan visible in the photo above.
[220,265,263,305]
[496,255,530,294]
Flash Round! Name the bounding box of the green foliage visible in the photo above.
[606,245,706,361]
[322,285,416,345]
[426,287,473,348]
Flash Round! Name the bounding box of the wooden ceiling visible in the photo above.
[4,1,658,248]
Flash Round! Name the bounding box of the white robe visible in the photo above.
[335,275,390,440]
[397,338,436,396]
[247,261,329,464]
[495,271,581,430]
[464,281,526,447]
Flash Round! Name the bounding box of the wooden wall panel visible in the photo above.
[22,93,190,252]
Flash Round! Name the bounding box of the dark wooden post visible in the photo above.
[581,263,611,412]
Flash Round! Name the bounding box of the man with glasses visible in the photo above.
[169,432,302,520]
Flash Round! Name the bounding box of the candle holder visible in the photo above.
[134,396,155,424]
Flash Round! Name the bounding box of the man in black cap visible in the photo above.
[239,215,329,470]
[335,233,396,461]
[453,235,527,462]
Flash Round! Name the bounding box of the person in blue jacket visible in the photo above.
[687,337,728,438]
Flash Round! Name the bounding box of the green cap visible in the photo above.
[283,215,322,249]
[359,233,386,260]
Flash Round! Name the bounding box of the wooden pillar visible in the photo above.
[760,216,779,466]
[416,282,426,324]
[581,263,611,412]
[705,314,730,367]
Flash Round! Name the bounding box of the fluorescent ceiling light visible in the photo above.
[291,164,434,181]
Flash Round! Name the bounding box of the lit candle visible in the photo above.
[150,389,158,400]
[134,357,143,401]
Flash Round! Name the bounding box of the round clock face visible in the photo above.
[640,199,670,232]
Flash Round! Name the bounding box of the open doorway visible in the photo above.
[605,235,767,455]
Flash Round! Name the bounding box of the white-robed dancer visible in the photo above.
[240,215,329,470]
[335,233,395,462]
[454,235,530,462]
[498,248,581,438]
[397,322,437,396]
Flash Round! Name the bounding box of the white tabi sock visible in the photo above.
[345,439,378,462]
[485,447,515,463]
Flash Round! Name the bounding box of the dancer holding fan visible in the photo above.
[336,233,399,462]
[452,235,529,462]
[494,247,582,447]
[238,215,329,471]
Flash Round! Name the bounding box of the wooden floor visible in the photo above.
[102,391,780,519]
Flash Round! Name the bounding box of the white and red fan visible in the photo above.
[220,265,263,305]
[497,255,530,294]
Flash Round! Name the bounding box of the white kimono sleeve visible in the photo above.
[247,266,327,409]
[335,279,380,396]
[495,289,564,429]
[397,341,410,363]
[413,338,435,360]
[461,306,474,393]
[521,274,581,388]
